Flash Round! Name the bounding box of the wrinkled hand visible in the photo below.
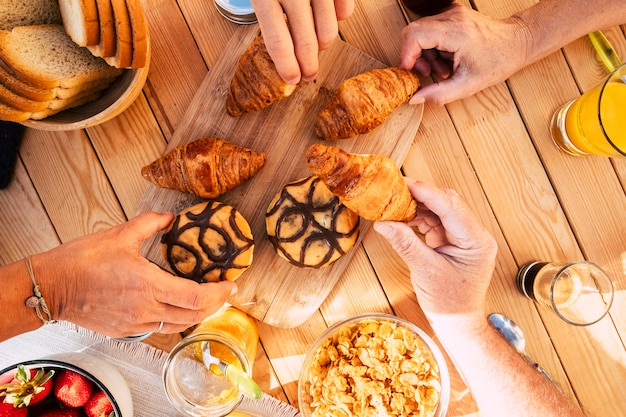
[40,212,236,338]
[373,180,497,318]
[400,3,530,105]
[251,0,354,84]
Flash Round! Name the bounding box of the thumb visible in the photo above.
[124,211,175,241]
[373,221,432,264]
[410,76,470,107]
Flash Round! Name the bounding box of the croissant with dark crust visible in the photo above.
[226,33,298,117]
[305,143,417,221]
[315,67,420,140]
[141,137,266,199]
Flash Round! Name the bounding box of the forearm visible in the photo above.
[513,0,626,65]
[429,313,586,417]
[0,257,48,341]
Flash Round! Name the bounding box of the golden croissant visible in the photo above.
[315,67,420,140]
[141,137,266,199]
[226,33,298,117]
[305,143,416,221]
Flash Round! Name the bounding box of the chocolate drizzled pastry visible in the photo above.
[161,201,254,282]
[266,176,360,268]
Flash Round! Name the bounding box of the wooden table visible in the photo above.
[1,0,625,415]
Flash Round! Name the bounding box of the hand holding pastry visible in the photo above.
[251,0,355,84]
[226,33,298,116]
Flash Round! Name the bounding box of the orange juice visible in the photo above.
[163,306,259,417]
[551,73,626,157]
[192,305,259,368]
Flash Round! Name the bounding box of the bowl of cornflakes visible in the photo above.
[298,313,450,417]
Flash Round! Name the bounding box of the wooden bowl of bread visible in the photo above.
[0,0,150,130]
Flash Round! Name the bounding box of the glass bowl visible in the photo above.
[298,313,450,417]
[0,352,133,416]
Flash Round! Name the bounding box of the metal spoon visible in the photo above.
[201,342,262,400]
[487,313,560,389]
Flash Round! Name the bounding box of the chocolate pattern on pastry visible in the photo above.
[266,176,360,268]
[162,201,254,282]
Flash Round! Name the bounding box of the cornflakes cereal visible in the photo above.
[304,318,441,417]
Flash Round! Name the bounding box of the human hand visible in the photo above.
[400,3,530,105]
[39,212,236,338]
[251,0,354,84]
[373,180,497,320]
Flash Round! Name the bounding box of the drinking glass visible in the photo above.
[163,306,259,417]
[516,261,614,326]
[550,63,626,157]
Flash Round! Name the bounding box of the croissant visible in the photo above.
[141,137,266,199]
[226,33,298,117]
[315,67,420,140]
[305,143,417,221]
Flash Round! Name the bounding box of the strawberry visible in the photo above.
[0,365,55,407]
[84,390,114,417]
[53,370,93,408]
[0,402,27,417]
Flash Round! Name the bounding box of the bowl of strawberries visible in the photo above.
[0,352,133,416]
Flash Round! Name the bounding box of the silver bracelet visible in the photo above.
[24,256,56,325]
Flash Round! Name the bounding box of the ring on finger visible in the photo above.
[155,321,164,333]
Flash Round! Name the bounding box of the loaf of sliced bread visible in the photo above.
[0,0,62,31]
[0,24,123,89]
[59,0,100,46]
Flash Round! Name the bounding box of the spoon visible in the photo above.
[201,342,262,400]
[487,313,559,389]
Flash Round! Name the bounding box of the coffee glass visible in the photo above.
[516,261,614,326]
[550,63,626,157]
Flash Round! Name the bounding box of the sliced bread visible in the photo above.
[104,0,132,68]
[0,24,123,89]
[0,0,62,31]
[125,0,148,68]
[1,62,120,101]
[87,0,117,58]
[0,89,104,121]
[0,101,30,121]
[0,62,56,101]
[58,0,100,46]
[0,83,48,111]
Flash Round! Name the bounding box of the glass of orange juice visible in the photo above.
[163,305,259,417]
[516,261,614,326]
[550,63,626,157]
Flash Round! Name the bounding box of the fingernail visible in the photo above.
[286,77,301,85]
[230,285,238,296]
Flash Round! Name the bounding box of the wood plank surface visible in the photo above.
[135,24,424,328]
[2,0,626,416]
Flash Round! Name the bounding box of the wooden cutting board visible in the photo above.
[136,24,423,328]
